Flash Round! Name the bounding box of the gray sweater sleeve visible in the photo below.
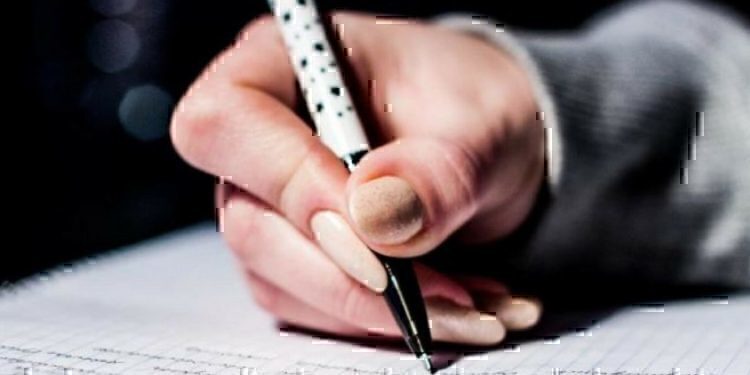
[438,1,750,288]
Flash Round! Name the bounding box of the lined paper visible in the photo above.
[1,224,748,375]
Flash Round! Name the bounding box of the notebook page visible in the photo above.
[1,224,748,375]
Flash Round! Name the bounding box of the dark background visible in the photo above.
[11,0,749,283]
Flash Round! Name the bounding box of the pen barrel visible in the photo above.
[378,254,433,356]
[269,0,370,158]
[268,0,433,362]
[341,149,432,355]
[341,150,432,357]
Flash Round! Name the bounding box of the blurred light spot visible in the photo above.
[88,20,140,73]
[118,85,173,141]
[89,0,138,16]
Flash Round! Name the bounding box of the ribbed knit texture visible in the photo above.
[438,1,750,288]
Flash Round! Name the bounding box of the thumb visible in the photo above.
[346,137,485,257]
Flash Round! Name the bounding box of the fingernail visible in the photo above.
[426,298,505,345]
[349,176,424,245]
[311,211,388,293]
[497,297,541,330]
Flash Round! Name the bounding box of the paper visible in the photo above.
[1,224,748,375]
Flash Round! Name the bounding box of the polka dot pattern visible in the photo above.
[268,0,370,158]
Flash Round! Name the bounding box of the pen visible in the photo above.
[266,0,434,372]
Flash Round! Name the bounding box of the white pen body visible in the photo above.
[269,0,371,160]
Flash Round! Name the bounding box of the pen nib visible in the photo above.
[419,354,435,374]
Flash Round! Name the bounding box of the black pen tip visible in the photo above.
[419,354,436,374]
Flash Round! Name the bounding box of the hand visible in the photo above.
[171,12,544,345]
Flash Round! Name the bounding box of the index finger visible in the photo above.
[171,15,350,234]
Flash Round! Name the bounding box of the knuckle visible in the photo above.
[441,141,483,213]
[169,90,222,167]
[250,283,280,315]
[339,283,369,325]
[220,198,266,264]
[276,141,317,212]
[220,212,248,256]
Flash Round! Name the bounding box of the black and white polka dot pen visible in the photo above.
[267,0,434,372]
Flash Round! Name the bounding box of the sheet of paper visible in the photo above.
[1,224,748,375]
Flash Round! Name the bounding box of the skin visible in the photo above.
[171,12,545,344]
